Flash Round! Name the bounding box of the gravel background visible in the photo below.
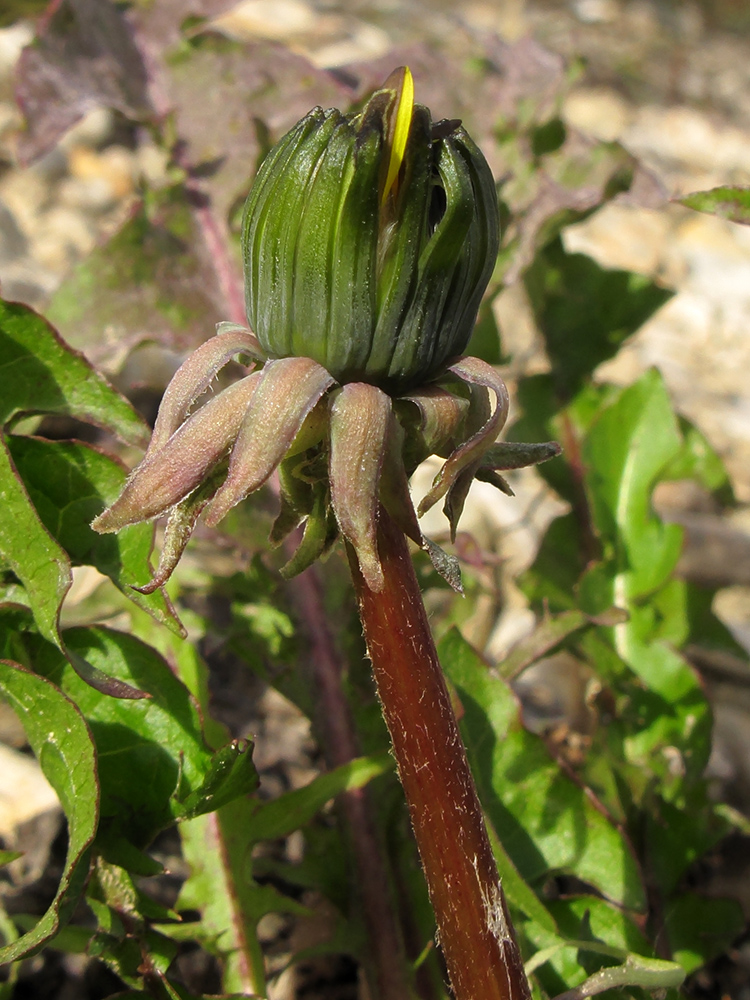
[1,2,750,997]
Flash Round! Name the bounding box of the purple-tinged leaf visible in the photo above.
[161,39,349,223]
[15,0,152,164]
[126,0,240,49]
[48,193,229,356]
[677,186,750,226]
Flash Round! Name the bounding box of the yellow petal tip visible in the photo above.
[382,65,414,206]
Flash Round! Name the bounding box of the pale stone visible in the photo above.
[0,21,34,83]
[624,105,750,188]
[57,106,114,151]
[493,281,549,379]
[67,144,135,202]
[135,142,172,188]
[572,0,620,26]
[464,0,529,40]
[211,0,317,40]
[33,205,97,270]
[563,87,634,143]
[563,202,674,277]
[306,21,391,68]
[0,743,60,838]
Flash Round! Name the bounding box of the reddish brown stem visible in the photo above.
[286,563,415,1000]
[349,508,531,1000]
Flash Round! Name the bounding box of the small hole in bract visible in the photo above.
[428,181,447,235]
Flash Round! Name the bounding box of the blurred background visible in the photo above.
[1,2,750,997]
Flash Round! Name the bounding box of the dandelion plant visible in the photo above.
[93,67,565,999]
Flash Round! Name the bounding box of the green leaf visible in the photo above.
[526,894,655,995]
[84,859,180,988]
[0,298,151,650]
[645,797,728,896]
[0,298,148,446]
[178,802,269,997]
[665,893,744,973]
[175,738,259,820]
[509,375,619,506]
[0,660,98,962]
[439,628,645,910]
[520,512,584,612]
[559,955,685,997]
[24,625,254,855]
[678,186,750,226]
[7,437,183,635]
[661,415,734,502]
[245,752,394,842]
[497,608,626,680]
[484,818,557,934]
[524,239,673,397]
[581,369,684,601]
[177,755,394,993]
[0,437,70,646]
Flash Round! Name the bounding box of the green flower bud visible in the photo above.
[242,67,500,392]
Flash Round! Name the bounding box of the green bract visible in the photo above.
[93,70,559,594]
[242,68,500,391]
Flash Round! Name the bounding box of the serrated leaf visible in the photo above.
[7,436,183,634]
[439,628,645,910]
[678,186,750,226]
[0,661,98,962]
[15,0,152,163]
[178,802,269,997]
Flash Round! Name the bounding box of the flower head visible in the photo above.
[92,70,559,592]
[243,67,500,392]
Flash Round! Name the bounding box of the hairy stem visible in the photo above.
[286,560,415,1000]
[348,508,531,1000]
